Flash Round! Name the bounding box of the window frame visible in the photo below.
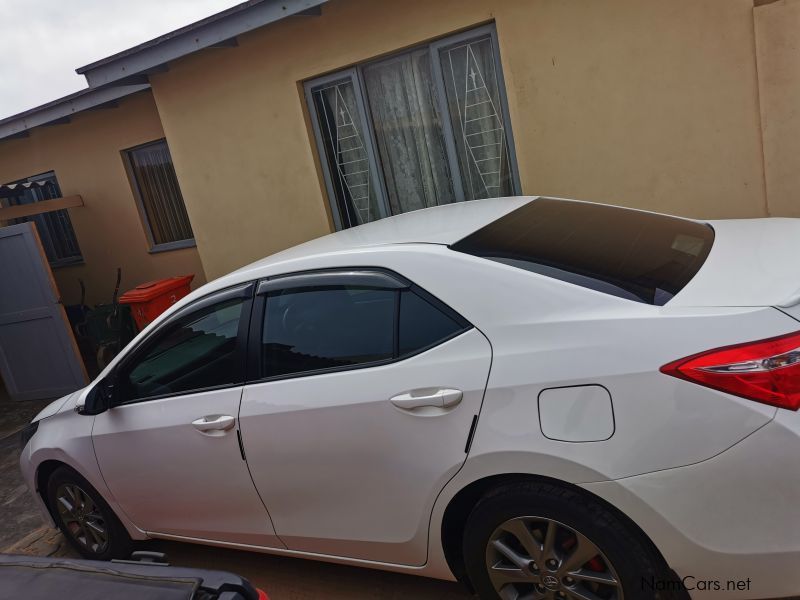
[304,23,521,231]
[247,267,472,383]
[1,170,84,267]
[304,69,391,230]
[122,138,196,253]
[108,282,255,406]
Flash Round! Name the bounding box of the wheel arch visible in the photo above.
[439,472,674,590]
[34,459,147,542]
[35,459,72,522]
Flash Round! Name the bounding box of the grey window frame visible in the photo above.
[304,69,391,230]
[122,138,196,253]
[305,23,521,231]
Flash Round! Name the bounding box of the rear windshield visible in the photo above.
[450,198,714,305]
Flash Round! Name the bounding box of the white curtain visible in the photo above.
[363,49,455,214]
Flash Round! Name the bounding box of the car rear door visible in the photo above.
[238,269,492,566]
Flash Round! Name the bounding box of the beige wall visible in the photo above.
[0,92,206,305]
[151,0,771,279]
[755,0,800,217]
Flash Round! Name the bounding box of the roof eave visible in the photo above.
[0,84,150,142]
[76,0,327,88]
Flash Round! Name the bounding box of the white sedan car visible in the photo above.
[19,197,800,599]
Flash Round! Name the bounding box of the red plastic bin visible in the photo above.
[119,275,194,330]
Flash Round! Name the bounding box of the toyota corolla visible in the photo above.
[19,197,800,599]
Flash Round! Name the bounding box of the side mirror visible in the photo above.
[78,377,115,415]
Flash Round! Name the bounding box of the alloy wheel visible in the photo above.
[485,515,623,600]
[55,483,109,554]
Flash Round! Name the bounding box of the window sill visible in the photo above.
[148,239,197,254]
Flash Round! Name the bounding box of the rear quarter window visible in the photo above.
[450,198,714,305]
[398,289,465,356]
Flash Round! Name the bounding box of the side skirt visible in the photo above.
[146,531,456,580]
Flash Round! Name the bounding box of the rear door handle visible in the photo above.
[390,388,463,410]
[192,415,235,432]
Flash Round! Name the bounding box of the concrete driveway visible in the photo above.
[147,540,470,599]
[0,390,51,550]
[5,526,470,599]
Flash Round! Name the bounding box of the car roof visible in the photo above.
[229,195,534,279]
[97,196,536,380]
[218,197,800,310]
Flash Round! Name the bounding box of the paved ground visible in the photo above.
[0,391,51,442]
[4,526,470,599]
[0,387,53,550]
[142,540,470,599]
[0,434,49,550]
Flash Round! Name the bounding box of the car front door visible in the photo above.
[238,269,492,566]
[92,283,282,548]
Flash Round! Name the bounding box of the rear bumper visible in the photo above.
[583,409,800,600]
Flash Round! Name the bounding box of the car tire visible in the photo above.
[463,480,686,600]
[46,466,133,561]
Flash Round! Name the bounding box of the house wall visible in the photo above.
[150,0,771,279]
[0,92,206,306]
[754,0,800,217]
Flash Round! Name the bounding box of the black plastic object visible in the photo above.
[0,554,260,600]
[113,550,170,565]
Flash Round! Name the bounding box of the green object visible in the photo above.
[84,304,136,347]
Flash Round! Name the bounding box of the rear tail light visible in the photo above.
[660,330,800,411]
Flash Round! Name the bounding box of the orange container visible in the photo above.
[119,275,194,330]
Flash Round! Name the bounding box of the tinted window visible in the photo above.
[120,299,244,401]
[263,286,395,377]
[399,290,464,355]
[451,198,714,305]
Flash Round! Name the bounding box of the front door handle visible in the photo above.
[390,388,463,410]
[192,414,235,432]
